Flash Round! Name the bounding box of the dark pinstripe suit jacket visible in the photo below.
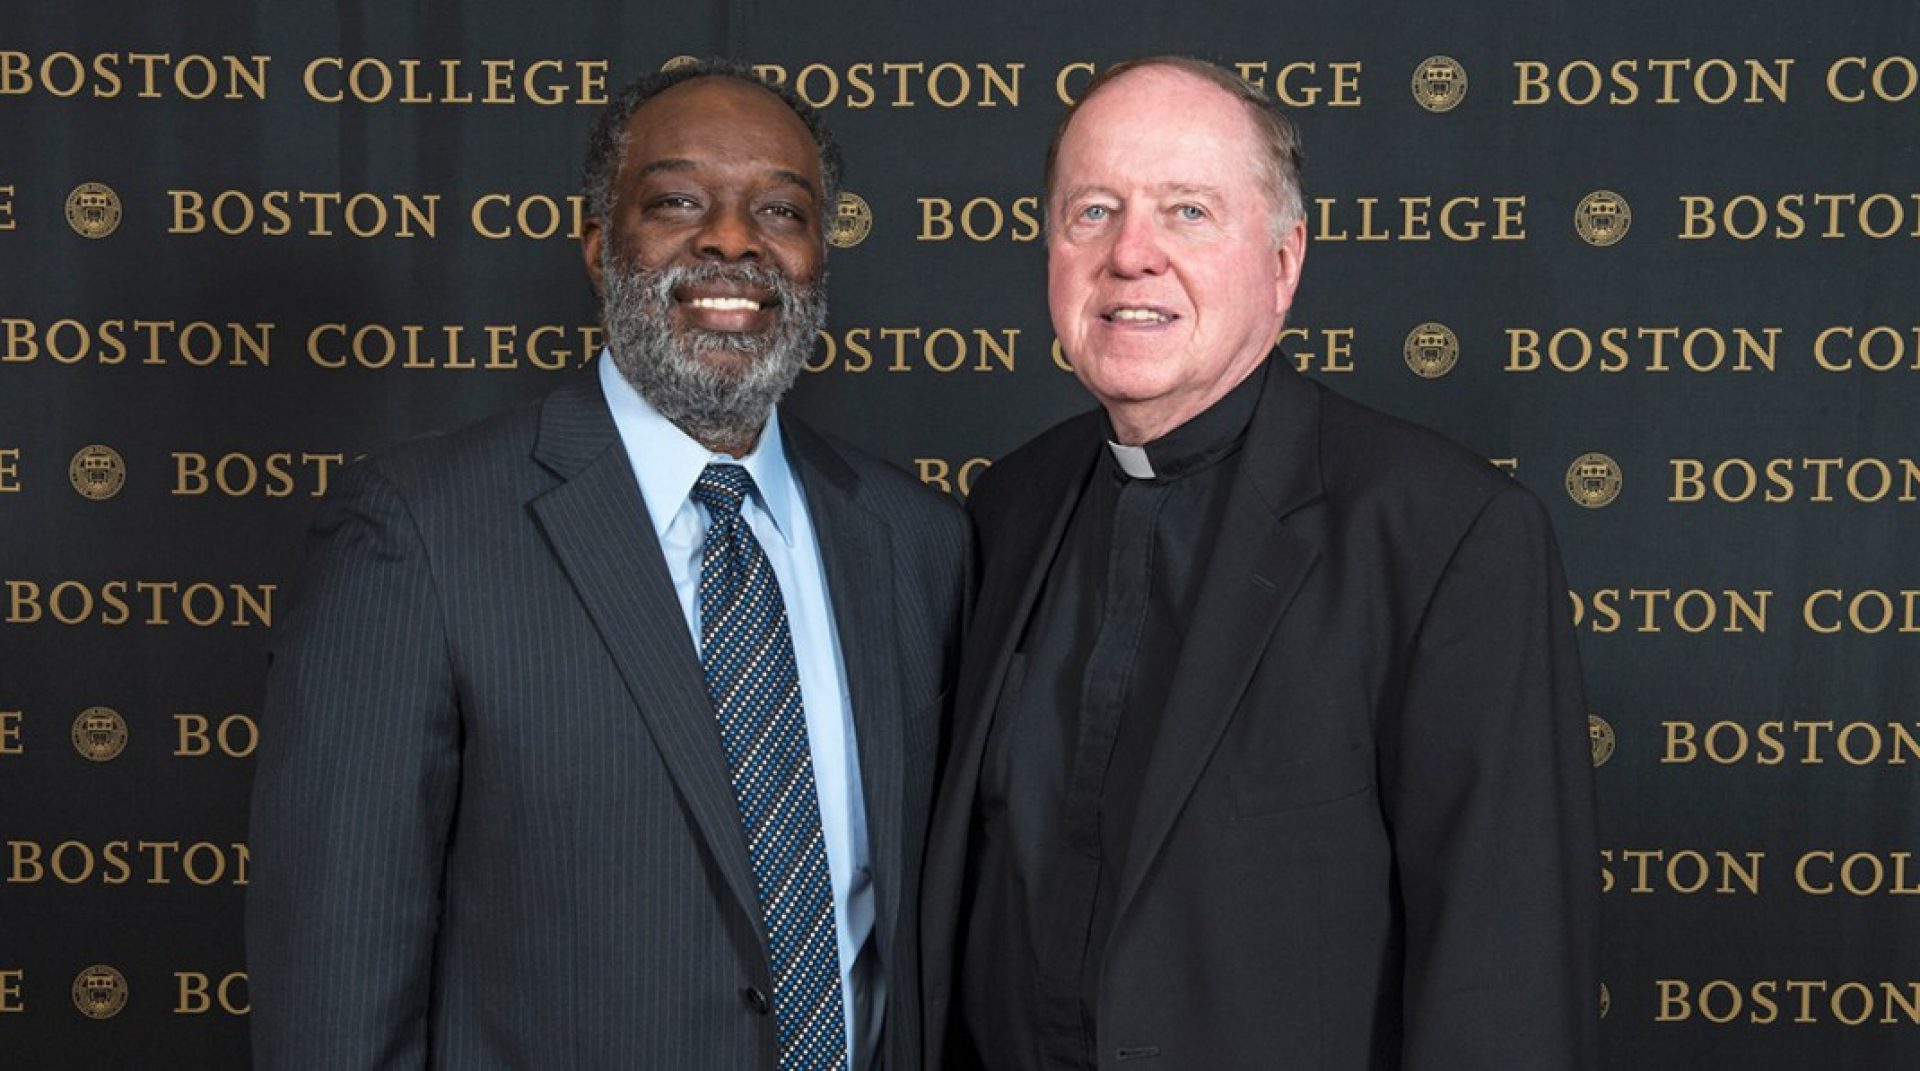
[248,374,970,1070]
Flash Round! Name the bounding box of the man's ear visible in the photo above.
[1272,218,1307,318]
[581,215,606,297]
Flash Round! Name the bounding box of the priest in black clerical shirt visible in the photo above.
[921,56,1600,1071]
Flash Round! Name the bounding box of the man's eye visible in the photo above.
[1080,204,1111,222]
[762,203,805,221]
[1176,204,1206,221]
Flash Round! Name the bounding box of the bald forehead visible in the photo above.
[1068,65,1260,147]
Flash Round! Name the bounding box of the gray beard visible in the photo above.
[600,253,826,451]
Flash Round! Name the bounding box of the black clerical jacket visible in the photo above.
[922,360,1601,1070]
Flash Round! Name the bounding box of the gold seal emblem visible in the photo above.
[1411,56,1468,113]
[660,55,701,73]
[1599,982,1612,1019]
[72,706,129,763]
[1588,713,1616,767]
[1565,453,1623,509]
[1402,322,1460,378]
[65,183,122,239]
[72,965,129,1020]
[827,191,873,249]
[1574,190,1631,247]
[68,445,127,501]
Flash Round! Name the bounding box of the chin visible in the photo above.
[1079,365,1180,406]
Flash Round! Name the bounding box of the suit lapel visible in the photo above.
[952,433,1101,775]
[524,376,763,932]
[1113,366,1328,923]
[781,418,908,945]
[922,424,1100,991]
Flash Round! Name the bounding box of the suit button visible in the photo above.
[744,986,771,1015]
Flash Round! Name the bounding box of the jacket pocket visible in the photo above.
[1228,741,1375,819]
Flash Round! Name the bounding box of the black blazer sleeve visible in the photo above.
[247,461,460,1070]
[1387,484,1601,1069]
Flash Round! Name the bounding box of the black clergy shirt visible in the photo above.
[959,362,1266,1070]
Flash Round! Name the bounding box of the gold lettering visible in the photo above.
[174,971,249,1015]
[913,457,992,497]
[1314,195,1522,242]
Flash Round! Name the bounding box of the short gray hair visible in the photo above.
[581,59,844,237]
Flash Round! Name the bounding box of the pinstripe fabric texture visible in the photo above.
[248,376,971,1070]
[695,464,846,1071]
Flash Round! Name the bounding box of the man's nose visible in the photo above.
[695,202,762,261]
[1107,208,1168,276]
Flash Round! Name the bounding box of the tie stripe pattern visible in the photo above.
[693,463,848,1071]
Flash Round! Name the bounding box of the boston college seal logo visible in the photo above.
[1403,322,1460,378]
[1565,453,1623,509]
[66,183,122,239]
[828,192,874,249]
[1575,190,1631,247]
[1411,56,1469,113]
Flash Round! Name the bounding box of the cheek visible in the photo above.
[774,239,826,285]
[1047,256,1092,314]
[612,226,679,272]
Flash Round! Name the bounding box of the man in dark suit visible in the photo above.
[922,56,1599,1069]
[248,60,968,1070]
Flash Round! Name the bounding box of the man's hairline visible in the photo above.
[1044,61,1303,246]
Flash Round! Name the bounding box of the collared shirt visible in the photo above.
[961,361,1265,1070]
[599,353,879,1068]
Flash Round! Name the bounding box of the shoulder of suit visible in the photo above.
[337,386,553,506]
[1307,377,1518,515]
[785,413,970,535]
[968,407,1103,519]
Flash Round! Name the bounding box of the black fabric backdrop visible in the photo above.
[2,2,1916,1067]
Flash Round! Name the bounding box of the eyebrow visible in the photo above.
[1057,181,1225,203]
[633,159,820,201]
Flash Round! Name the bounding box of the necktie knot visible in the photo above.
[694,463,754,522]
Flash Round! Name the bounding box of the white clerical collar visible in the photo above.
[1106,441,1156,480]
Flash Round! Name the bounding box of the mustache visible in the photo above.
[615,259,822,313]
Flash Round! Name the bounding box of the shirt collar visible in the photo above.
[597,350,799,546]
[1101,359,1267,481]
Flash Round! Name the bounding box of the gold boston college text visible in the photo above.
[1664,720,1920,766]
[169,190,439,237]
[6,839,248,885]
[307,323,602,370]
[2,319,272,366]
[1568,588,1771,633]
[1678,193,1920,239]
[0,51,268,99]
[301,57,606,104]
[1669,457,1920,503]
[1656,980,1920,1025]
[1506,327,1780,373]
[4,581,272,627]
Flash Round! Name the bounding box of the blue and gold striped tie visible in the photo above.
[693,463,847,1071]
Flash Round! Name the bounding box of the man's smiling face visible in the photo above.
[1047,65,1305,444]
[583,75,829,451]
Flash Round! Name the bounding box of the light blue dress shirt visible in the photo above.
[599,354,879,1068]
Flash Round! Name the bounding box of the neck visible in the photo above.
[1103,358,1267,445]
